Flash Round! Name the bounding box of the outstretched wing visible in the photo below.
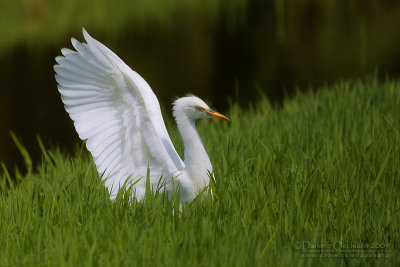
[54,29,184,199]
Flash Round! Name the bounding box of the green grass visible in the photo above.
[1,76,399,266]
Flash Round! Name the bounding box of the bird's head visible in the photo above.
[173,96,229,122]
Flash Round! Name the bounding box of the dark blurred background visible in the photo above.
[1,0,400,172]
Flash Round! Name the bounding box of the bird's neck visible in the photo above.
[175,115,212,188]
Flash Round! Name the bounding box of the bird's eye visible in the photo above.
[196,106,204,111]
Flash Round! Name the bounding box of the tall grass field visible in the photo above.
[1,76,399,266]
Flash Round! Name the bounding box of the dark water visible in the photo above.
[1,0,400,172]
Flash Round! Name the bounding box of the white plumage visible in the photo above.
[54,29,229,202]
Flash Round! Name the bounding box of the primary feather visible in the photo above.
[55,29,184,199]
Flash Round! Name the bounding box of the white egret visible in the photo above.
[54,29,229,202]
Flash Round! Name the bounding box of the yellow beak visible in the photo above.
[206,109,230,121]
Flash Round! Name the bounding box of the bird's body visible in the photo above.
[54,29,228,202]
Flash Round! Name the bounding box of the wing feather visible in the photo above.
[54,29,184,199]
